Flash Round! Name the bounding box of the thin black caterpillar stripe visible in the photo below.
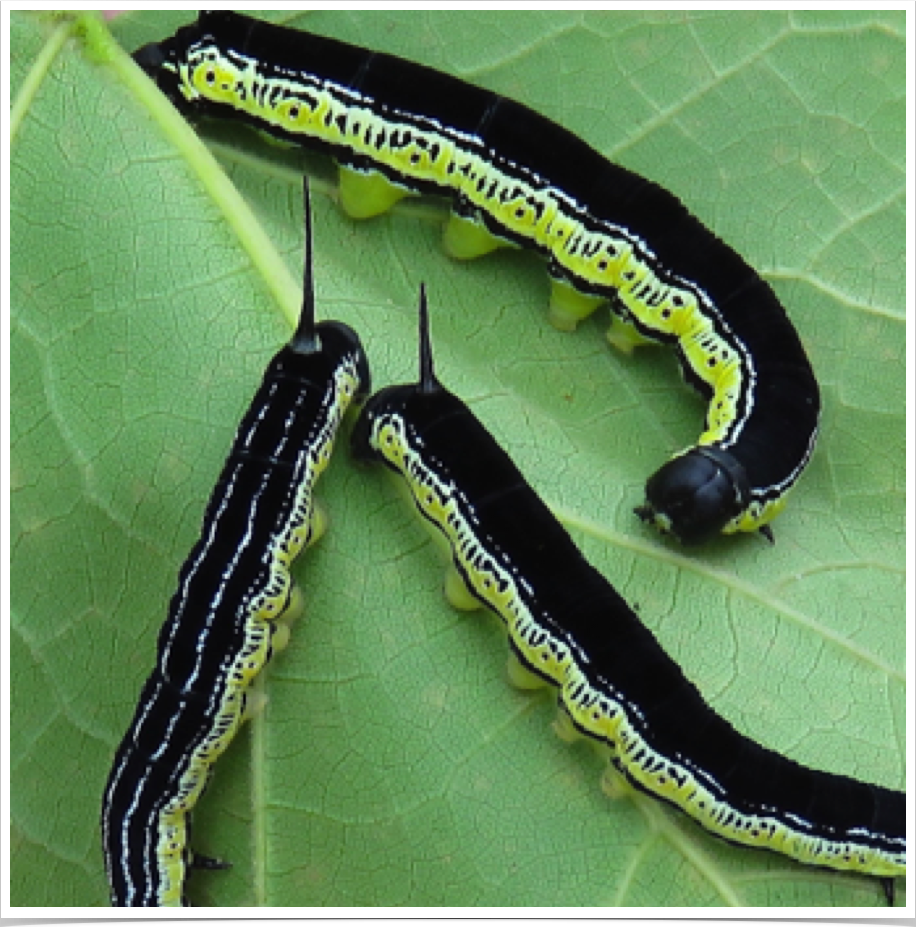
[349,287,904,895]
[133,10,821,545]
[100,181,370,907]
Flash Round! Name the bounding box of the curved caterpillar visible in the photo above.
[100,180,370,907]
[349,286,904,897]
[133,10,821,545]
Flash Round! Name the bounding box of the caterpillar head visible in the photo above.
[351,283,448,467]
[350,386,416,466]
[635,446,750,545]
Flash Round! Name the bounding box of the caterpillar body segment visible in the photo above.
[134,11,821,544]
[349,287,903,892]
[101,181,370,906]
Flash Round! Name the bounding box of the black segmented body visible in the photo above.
[134,11,820,544]
[349,292,903,887]
[101,182,369,906]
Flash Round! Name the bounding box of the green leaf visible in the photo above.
[10,10,904,908]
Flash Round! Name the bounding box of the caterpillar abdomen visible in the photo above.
[101,182,370,906]
[349,288,903,891]
[103,673,219,905]
[134,11,821,545]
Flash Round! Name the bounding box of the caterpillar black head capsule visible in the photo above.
[132,39,166,76]
[635,446,751,545]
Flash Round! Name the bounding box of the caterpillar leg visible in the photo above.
[286,505,326,562]
[548,277,604,332]
[506,647,551,691]
[442,212,507,260]
[552,704,582,743]
[881,878,895,906]
[443,563,483,611]
[600,760,635,800]
[269,586,304,655]
[279,583,305,627]
[189,852,230,872]
[267,584,304,660]
[242,587,306,725]
[306,499,329,549]
[242,689,269,723]
[270,621,292,654]
[183,849,230,906]
[606,311,655,354]
[338,164,411,219]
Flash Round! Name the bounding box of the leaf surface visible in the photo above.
[9,9,904,908]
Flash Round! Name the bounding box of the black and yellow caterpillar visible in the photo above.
[351,287,903,894]
[133,10,821,545]
[100,181,370,906]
